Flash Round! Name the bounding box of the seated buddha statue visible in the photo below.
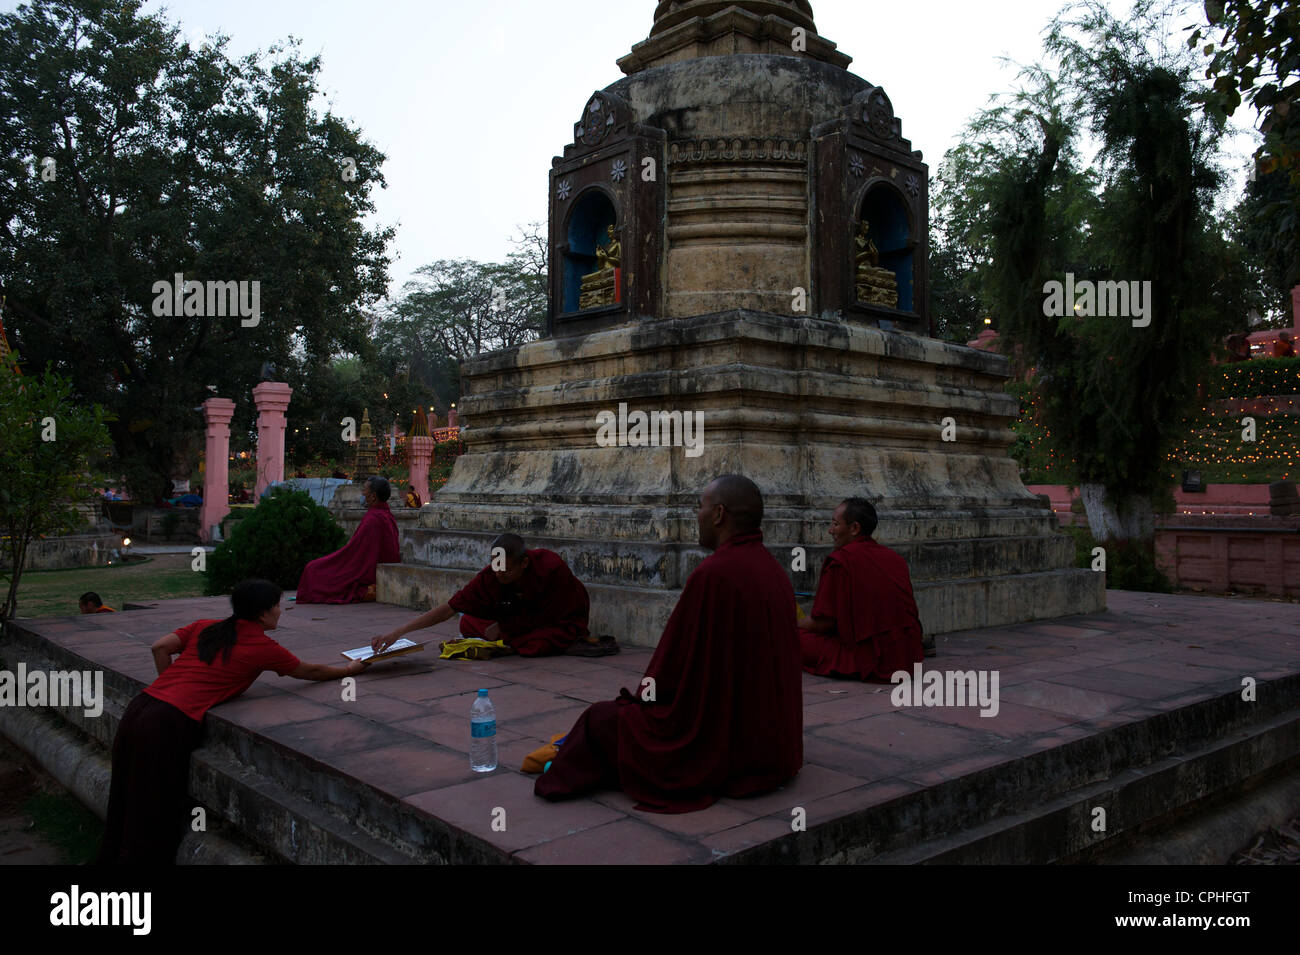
[854,220,898,309]
[580,225,622,309]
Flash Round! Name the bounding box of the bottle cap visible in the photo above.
[478,688,489,696]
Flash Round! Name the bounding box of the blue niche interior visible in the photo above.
[860,184,914,313]
[562,189,618,314]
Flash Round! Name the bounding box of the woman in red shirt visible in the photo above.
[97,578,368,864]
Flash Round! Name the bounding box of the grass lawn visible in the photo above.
[7,554,206,618]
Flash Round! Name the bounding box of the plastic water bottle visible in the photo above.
[470,689,498,772]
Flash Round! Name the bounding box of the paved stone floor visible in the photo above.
[11,590,1299,863]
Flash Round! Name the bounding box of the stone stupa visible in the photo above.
[381,0,1104,644]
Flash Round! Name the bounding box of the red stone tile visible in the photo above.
[715,764,864,817]
[370,667,507,702]
[336,694,432,723]
[212,694,342,729]
[999,680,1138,720]
[406,772,626,852]
[1040,667,1206,701]
[801,734,909,782]
[817,711,1004,764]
[261,713,415,756]
[802,687,909,727]
[699,815,795,858]
[328,741,473,797]
[515,818,706,865]
[904,698,1075,737]
[393,710,526,752]
[798,777,924,825]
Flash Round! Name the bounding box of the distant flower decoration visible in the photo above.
[905,174,919,197]
[611,159,628,183]
[557,178,572,201]
[849,155,865,179]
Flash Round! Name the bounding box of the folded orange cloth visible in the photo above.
[522,733,567,774]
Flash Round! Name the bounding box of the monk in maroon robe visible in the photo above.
[798,497,924,681]
[535,475,803,813]
[295,476,400,604]
[371,534,589,657]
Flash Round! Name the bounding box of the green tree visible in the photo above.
[1194,1,1300,287]
[204,487,344,594]
[0,354,113,623]
[937,1,1248,568]
[1039,0,1244,543]
[0,0,393,502]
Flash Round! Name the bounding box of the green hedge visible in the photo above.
[204,488,346,595]
[1204,357,1300,399]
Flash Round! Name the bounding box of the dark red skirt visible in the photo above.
[97,692,203,865]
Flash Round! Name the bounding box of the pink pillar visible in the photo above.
[447,406,459,429]
[253,382,293,499]
[408,435,434,505]
[200,398,235,543]
[426,410,438,435]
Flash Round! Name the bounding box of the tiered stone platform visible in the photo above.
[1,591,1296,864]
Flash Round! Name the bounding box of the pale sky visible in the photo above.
[5,0,1260,296]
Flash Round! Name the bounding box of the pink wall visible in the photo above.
[1155,520,1300,597]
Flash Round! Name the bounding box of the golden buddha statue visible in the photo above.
[854,220,898,308]
[595,225,621,270]
[580,225,622,309]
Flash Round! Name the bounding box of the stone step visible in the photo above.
[727,677,1300,864]
[377,563,1103,644]
[861,706,1300,864]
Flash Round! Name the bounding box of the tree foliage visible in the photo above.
[0,0,394,501]
[203,487,344,595]
[935,0,1251,541]
[0,353,113,622]
[1194,1,1300,288]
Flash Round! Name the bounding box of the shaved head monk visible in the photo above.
[798,498,924,681]
[296,476,400,604]
[535,474,803,813]
[372,533,589,657]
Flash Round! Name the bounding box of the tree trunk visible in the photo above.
[1079,483,1155,542]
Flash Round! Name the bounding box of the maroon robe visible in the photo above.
[448,549,589,656]
[295,502,400,604]
[801,537,923,681]
[536,531,803,813]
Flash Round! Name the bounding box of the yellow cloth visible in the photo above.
[438,637,511,661]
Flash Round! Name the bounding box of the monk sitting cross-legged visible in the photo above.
[534,474,803,814]
[371,533,590,658]
[798,497,924,681]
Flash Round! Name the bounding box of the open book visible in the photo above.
[340,638,426,663]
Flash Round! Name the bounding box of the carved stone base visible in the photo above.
[379,310,1105,646]
[857,265,898,309]
[579,268,617,310]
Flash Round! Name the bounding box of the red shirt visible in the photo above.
[144,619,302,721]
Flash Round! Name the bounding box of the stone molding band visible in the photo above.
[668,138,808,165]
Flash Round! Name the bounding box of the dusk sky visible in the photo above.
[5,0,1260,296]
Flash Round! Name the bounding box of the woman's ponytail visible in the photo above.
[197,579,283,665]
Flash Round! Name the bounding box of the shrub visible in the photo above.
[204,488,346,595]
